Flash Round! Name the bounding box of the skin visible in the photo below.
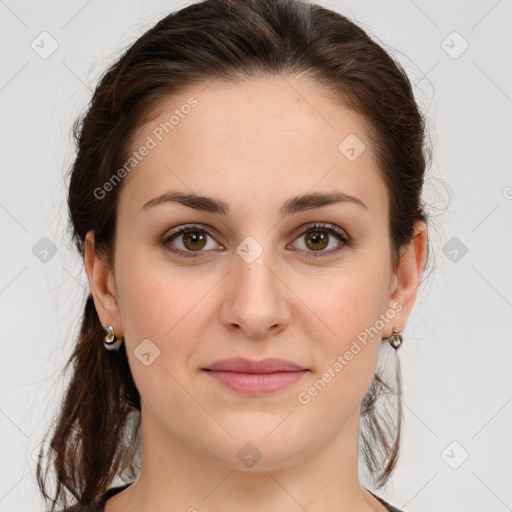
[85,75,428,512]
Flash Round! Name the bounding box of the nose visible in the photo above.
[220,248,291,339]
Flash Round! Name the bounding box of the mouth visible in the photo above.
[201,357,309,396]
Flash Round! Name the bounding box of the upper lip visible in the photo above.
[203,357,306,373]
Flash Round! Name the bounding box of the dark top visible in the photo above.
[59,483,405,512]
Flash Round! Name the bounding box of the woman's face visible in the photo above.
[87,75,423,471]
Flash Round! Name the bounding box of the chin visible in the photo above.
[214,443,305,473]
[204,423,309,472]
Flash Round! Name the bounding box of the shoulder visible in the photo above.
[45,483,133,512]
[368,490,406,512]
[45,507,100,512]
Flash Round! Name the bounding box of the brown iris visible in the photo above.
[304,229,329,251]
[182,230,207,251]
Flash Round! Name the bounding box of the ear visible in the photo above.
[385,221,428,337]
[84,231,123,337]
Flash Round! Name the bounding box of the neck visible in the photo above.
[105,404,387,512]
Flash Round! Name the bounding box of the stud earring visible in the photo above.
[383,327,403,350]
[103,324,123,351]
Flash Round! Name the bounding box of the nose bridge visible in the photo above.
[222,235,290,335]
[235,242,282,309]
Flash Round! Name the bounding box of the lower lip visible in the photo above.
[203,370,308,395]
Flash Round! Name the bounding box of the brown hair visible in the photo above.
[37,0,434,508]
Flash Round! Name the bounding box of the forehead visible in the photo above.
[117,75,387,219]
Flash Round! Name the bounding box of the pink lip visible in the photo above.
[202,357,308,395]
[204,357,306,373]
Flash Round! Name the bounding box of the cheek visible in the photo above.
[309,259,390,345]
[114,260,213,423]
[114,250,226,392]
[299,258,390,401]
[115,244,211,338]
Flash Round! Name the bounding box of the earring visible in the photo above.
[384,327,403,350]
[103,324,123,351]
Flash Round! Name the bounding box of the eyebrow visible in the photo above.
[139,190,367,216]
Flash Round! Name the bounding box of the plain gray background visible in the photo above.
[1,1,511,511]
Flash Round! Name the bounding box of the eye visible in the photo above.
[161,222,352,259]
[161,224,223,258]
[289,222,352,258]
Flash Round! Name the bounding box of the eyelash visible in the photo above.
[161,222,352,259]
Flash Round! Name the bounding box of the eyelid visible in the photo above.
[287,222,352,257]
[161,223,224,258]
[290,221,349,241]
[164,223,220,241]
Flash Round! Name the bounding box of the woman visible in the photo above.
[37,0,432,510]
